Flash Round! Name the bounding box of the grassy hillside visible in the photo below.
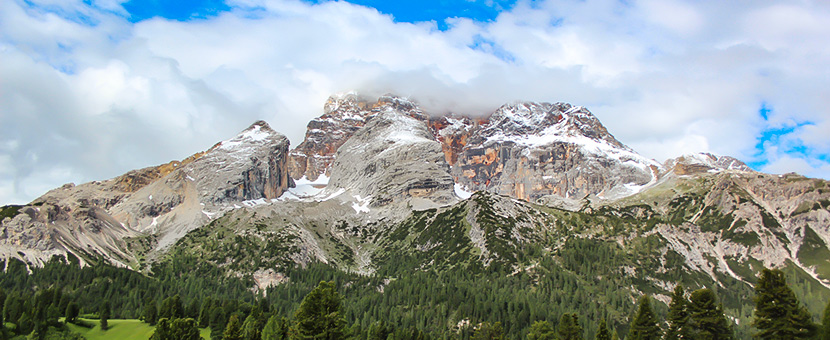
[65,318,210,340]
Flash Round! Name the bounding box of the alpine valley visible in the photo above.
[2,93,829,339]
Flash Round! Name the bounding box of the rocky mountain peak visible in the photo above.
[482,102,626,150]
[664,152,753,175]
[289,94,427,182]
[326,108,455,209]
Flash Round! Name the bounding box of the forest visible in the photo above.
[0,253,825,340]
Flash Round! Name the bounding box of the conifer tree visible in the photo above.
[263,315,289,340]
[224,314,243,340]
[171,318,202,340]
[611,330,619,340]
[199,297,213,328]
[473,321,505,340]
[596,319,611,340]
[144,299,158,325]
[242,314,262,340]
[65,302,79,324]
[687,289,732,340]
[160,295,184,319]
[151,318,173,340]
[527,320,556,340]
[629,295,662,340]
[152,317,201,340]
[557,313,583,340]
[753,268,817,339]
[664,285,689,340]
[210,306,227,340]
[293,281,346,340]
[368,320,391,340]
[100,301,110,331]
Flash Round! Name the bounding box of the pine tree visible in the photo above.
[242,314,262,340]
[293,281,346,340]
[664,285,689,340]
[160,295,184,320]
[171,318,202,340]
[100,301,110,331]
[224,314,243,340]
[65,302,79,324]
[199,297,214,328]
[151,318,173,340]
[527,320,556,340]
[152,318,201,340]
[753,268,817,339]
[210,306,227,340]
[368,320,391,340]
[557,313,583,340]
[263,315,289,340]
[596,319,611,340]
[823,299,830,340]
[629,295,662,340]
[144,299,158,325]
[687,289,732,340]
[472,321,504,340]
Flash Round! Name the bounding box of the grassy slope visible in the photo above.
[65,318,210,340]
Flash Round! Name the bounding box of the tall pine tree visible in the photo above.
[293,281,346,340]
[224,314,243,340]
[557,313,583,340]
[629,295,662,340]
[100,301,110,331]
[687,289,732,340]
[527,320,556,340]
[664,285,689,340]
[753,268,817,339]
[596,318,611,340]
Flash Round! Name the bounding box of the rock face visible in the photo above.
[0,120,294,265]
[327,107,456,207]
[293,97,662,202]
[437,102,662,201]
[288,94,373,181]
[288,93,425,181]
[664,152,753,175]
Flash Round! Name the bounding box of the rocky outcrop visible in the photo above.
[438,102,661,201]
[288,93,429,182]
[663,153,753,176]
[326,108,455,207]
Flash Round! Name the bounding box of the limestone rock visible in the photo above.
[440,102,662,201]
[663,152,753,175]
[326,107,456,208]
[288,93,427,181]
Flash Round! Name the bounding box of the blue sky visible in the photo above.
[2,0,830,204]
[122,0,517,27]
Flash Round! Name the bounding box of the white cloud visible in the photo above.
[1,0,830,205]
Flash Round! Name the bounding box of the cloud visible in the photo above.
[2,0,830,204]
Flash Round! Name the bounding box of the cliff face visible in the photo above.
[288,93,427,181]
[0,121,294,265]
[435,102,661,201]
[292,97,662,202]
[326,107,456,208]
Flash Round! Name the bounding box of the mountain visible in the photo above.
[2,93,829,338]
[0,121,293,266]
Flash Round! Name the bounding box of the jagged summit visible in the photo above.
[288,93,670,202]
[288,94,425,182]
